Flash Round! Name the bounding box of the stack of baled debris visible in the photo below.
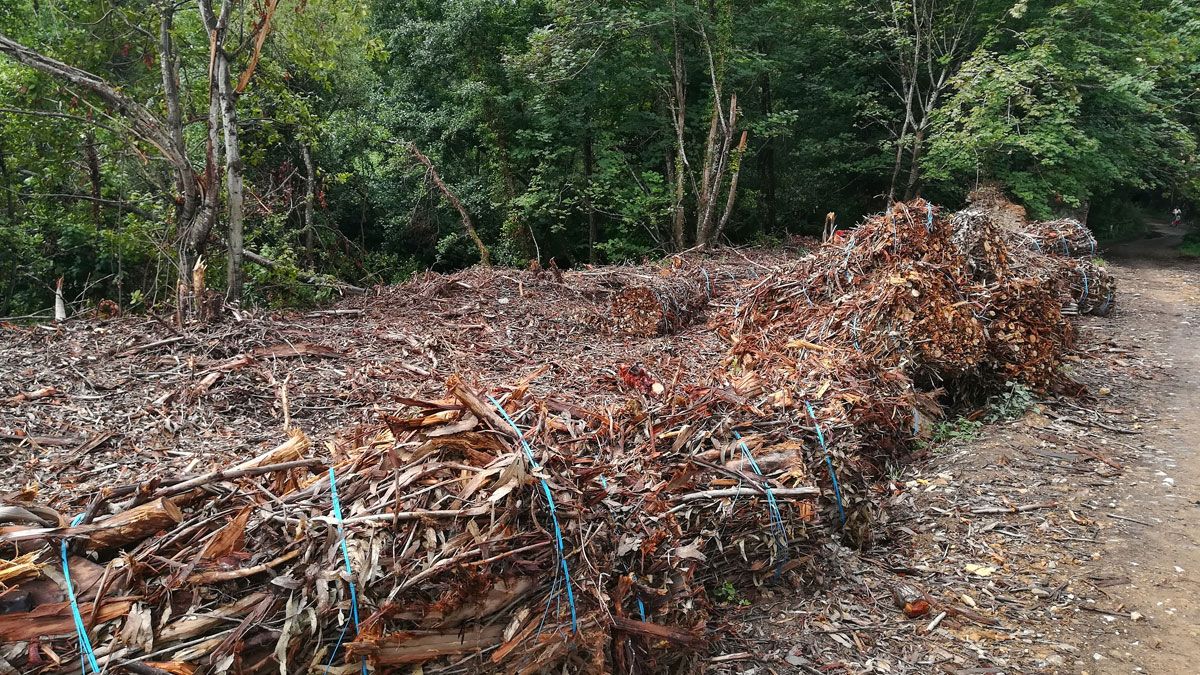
[955,202,1115,317]
[0,199,1111,675]
[1020,219,1115,316]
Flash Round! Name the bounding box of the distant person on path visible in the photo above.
[1173,207,1183,227]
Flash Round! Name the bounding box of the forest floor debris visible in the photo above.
[0,201,1143,673]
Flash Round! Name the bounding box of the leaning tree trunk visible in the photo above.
[406,143,491,266]
[0,29,210,303]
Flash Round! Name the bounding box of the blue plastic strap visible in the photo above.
[629,573,648,621]
[326,468,368,675]
[804,402,847,527]
[63,514,100,675]
[732,431,789,562]
[925,203,934,232]
[1080,269,1089,302]
[486,395,578,632]
[850,316,862,352]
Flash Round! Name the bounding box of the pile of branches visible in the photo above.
[0,200,1112,674]
[951,209,1115,317]
[1021,218,1098,258]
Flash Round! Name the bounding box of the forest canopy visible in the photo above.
[1,0,1197,315]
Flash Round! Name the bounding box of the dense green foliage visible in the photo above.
[1,0,1197,315]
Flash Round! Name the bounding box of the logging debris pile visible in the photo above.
[0,201,1114,674]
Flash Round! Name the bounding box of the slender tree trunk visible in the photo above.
[0,138,13,221]
[902,127,925,200]
[696,105,720,242]
[758,72,776,233]
[216,53,245,301]
[887,92,915,205]
[157,3,210,299]
[583,135,597,263]
[301,143,316,253]
[697,95,738,247]
[83,130,102,226]
[407,143,491,266]
[712,131,748,245]
[669,10,688,251]
[197,0,244,301]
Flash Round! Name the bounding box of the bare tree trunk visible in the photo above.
[301,143,316,253]
[198,0,245,302]
[669,8,689,251]
[697,95,738,248]
[0,138,13,221]
[83,130,102,226]
[583,135,597,263]
[902,127,925,200]
[712,131,748,245]
[695,106,720,242]
[158,3,210,300]
[217,55,244,301]
[887,81,916,205]
[407,143,491,266]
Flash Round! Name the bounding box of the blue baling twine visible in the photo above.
[1080,268,1089,302]
[326,468,368,675]
[732,430,789,569]
[486,395,578,633]
[630,573,648,621]
[850,315,862,352]
[925,203,934,232]
[804,402,847,527]
[63,514,100,675]
[700,268,713,298]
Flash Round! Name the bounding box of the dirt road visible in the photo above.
[1084,229,1200,674]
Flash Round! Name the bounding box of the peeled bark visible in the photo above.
[85,497,183,551]
[346,626,505,666]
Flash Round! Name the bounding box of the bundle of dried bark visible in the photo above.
[609,271,713,337]
[1023,218,1099,258]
